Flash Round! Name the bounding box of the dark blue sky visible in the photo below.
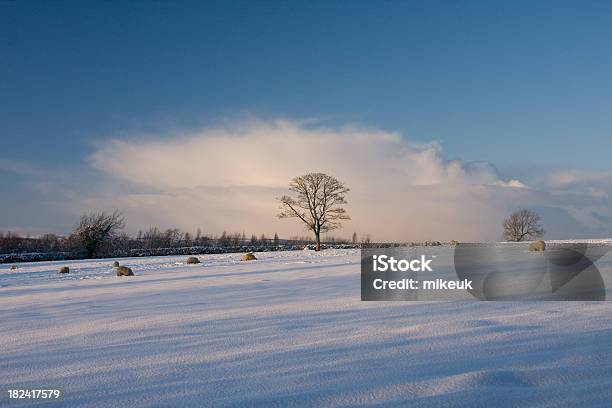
[2,1,612,236]
[3,0,612,167]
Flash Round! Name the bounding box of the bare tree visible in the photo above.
[503,209,544,242]
[218,231,228,246]
[278,173,350,251]
[72,210,125,258]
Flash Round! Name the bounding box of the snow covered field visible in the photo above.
[2,249,612,407]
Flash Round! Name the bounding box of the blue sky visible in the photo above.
[2,1,612,239]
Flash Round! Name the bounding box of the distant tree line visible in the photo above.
[0,229,364,256]
[0,211,364,263]
[2,206,547,263]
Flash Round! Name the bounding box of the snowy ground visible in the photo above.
[2,249,612,407]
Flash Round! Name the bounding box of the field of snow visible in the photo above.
[2,249,612,407]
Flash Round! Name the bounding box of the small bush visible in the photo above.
[59,266,70,274]
[10,265,17,270]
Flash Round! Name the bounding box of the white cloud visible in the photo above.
[546,169,612,197]
[7,119,612,241]
[85,119,531,241]
[493,179,528,188]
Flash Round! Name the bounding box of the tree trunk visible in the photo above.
[315,231,321,251]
